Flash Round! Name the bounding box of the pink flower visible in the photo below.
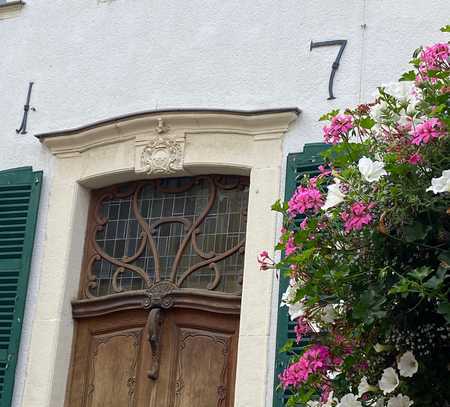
[411,118,446,145]
[279,344,333,389]
[294,317,311,343]
[257,250,274,271]
[407,153,423,165]
[288,186,323,218]
[300,217,308,230]
[341,202,374,233]
[420,42,450,71]
[320,384,332,403]
[322,114,353,144]
[285,235,297,256]
[319,164,332,176]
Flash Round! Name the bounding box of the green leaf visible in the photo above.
[403,221,431,242]
[319,109,340,122]
[407,267,433,282]
[400,70,416,81]
[440,25,450,32]
[271,199,287,212]
[437,302,450,323]
[359,117,376,129]
[279,339,294,353]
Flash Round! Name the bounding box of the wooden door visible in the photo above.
[66,305,239,407]
[66,175,248,407]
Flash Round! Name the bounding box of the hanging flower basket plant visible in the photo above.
[265,26,450,407]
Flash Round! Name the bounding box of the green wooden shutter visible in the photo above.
[273,143,328,407]
[0,167,42,407]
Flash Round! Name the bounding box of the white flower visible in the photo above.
[322,304,338,324]
[370,100,389,123]
[287,301,306,320]
[426,169,450,194]
[322,179,346,210]
[358,376,377,397]
[397,351,418,377]
[337,394,361,407]
[374,343,392,353]
[358,156,388,183]
[387,394,413,407]
[307,402,321,407]
[280,282,306,320]
[281,280,297,304]
[379,367,400,395]
[383,81,415,103]
[406,93,421,114]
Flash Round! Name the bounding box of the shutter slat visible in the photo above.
[0,167,42,407]
[273,144,329,407]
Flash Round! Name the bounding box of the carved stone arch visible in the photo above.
[23,109,299,407]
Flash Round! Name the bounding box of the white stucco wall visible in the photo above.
[0,1,449,406]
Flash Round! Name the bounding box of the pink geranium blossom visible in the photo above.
[294,317,311,343]
[411,118,446,145]
[285,235,297,256]
[288,186,323,218]
[322,114,353,144]
[341,202,374,233]
[420,42,450,71]
[407,153,423,165]
[279,344,333,389]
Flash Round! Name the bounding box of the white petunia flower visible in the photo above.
[426,169,450,194]
[322,179,346,211]
[337,394,361,407]
[370,100,389,123]
[287,301,306,320]
[387,394,413,407]
[373,399,385,407]
[383,81,415,103]
[280,281,306,320]
[358,376,378,397]
[358,156,388,183]
[379,367,400,395]
[397,351,418,377]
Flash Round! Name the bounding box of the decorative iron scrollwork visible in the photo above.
[82,175,249,298]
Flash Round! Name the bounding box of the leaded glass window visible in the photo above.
[82,175,249,298]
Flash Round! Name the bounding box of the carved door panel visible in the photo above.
[139,308,239,407]
[66,307,239,407]
[66,309,147,407]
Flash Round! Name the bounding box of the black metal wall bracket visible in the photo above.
[310,40,348,100]
[16,82,35,135]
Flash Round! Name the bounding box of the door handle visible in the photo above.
[147,308,164,380]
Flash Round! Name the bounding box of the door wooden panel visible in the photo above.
[66,307,239,407]
[143,308,239,407]
[66,310,147,407]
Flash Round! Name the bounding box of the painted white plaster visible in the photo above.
[0,1,448,406]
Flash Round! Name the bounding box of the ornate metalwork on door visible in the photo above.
[81,175,249,299]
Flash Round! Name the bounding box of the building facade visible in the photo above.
[0,1,449,406]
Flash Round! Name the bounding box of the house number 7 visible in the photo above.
[310,39,348,100]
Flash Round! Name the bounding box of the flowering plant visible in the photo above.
[268,27,450,407]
